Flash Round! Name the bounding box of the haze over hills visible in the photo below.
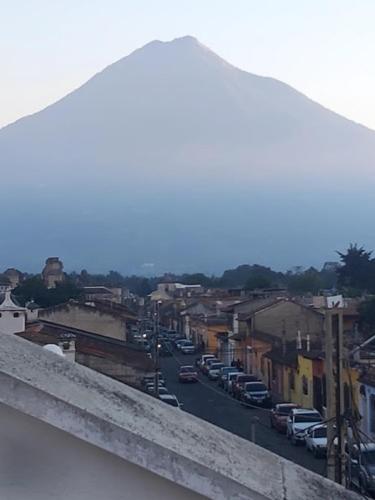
[1,36,375,273]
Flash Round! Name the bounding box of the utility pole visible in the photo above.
[326,307,346,485]
[325,309,336,481]
[335,309,345,485]
[153,300,161,397]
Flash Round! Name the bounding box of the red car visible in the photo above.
[178,365,198,383]
[270,403,300,433]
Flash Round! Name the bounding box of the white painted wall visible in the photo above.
[0,403,206,500]
[0,310,25,334]
[359,382,375,439]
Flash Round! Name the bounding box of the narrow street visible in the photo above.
[160,352,326,477]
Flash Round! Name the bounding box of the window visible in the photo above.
[289,371,295,391]
[13,312,19,318]
[302,375,308,395]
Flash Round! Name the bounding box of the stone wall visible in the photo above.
[40,303,127,341]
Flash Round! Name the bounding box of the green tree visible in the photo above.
[180,273,214,287]
[337,244,375,295]
[287,267,323,295]
[245,274,272,290]
[14,277,82,308]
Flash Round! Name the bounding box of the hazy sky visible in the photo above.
[1,0,375,130]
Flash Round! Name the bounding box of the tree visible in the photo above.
[180,273,214,288]
[245,274,272,290]
[14,277,82,308]
[220,264,283,288]
[337,244,375,295]
[287,267,323,295]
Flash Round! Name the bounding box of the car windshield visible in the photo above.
[163,398,179,407]
[277,406,296,415]
[313,427,327,438]
[222,367,236,374]
[180,366,194,373]
[246,382,267,392]
[229,373,240,380]
[210,363,224,369]
[206,359,218,365]
[238,376,257,384]
[295,413,321,423]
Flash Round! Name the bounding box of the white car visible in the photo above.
[305,424,327,458]
[159,394,182,408]
[208,362,225,380]
[286,408,322,445]
[199,354,215,369]
[224,371,241,392]
[180,341,196,354]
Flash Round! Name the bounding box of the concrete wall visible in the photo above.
[0,403,206,500]
[254,302,324,341]
[76,353,152,387]
[0,310,26,334]
[359,382,375,440]
[40,304,127,341]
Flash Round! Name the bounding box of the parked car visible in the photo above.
[224,371,242,392]
[270,403,300,433]
[347,442,375,495]
[178,365,198,383]
[134,338,151,351]
[305,424,327,458]
[147,386,170,396]
[232,374,260,399]
[201,357,219,375]
[198,354,215,370]
[241,381,271,407]
[142,374,165,387]
[159,394,182,408]
[145,380,166,393]
[208,362,226,381]
[175,338,188,350]
[180,341,196,355]
[218,366,239,388]
[286,408,322,445]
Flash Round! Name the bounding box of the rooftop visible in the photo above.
[0,334,360,500]
[0,291,26,311]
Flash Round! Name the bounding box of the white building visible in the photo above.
[0,291,26,334]
[358,373,375,440]
[0,334,360,500]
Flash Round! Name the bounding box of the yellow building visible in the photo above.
[191,317,228,353]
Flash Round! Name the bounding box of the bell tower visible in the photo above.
[0,291,26,334]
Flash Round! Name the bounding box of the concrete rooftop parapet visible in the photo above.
[0,334,360,500]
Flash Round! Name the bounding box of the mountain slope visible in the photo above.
[1,36,375,273]
[1,35,375,187]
